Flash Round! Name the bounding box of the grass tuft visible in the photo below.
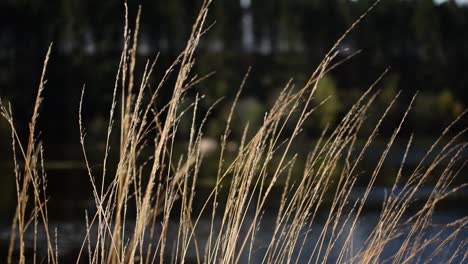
[1,1,466,263]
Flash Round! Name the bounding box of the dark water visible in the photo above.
[0,143,466,263]
[0,204,466,263]
[0,180,467,263]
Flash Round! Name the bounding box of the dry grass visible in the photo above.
[1,1,467,263]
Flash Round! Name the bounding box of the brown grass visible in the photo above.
[1,1,467,263]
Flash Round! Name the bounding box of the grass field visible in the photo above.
[1,1,467,263]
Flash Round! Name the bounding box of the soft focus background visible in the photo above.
[0,0,467,224]
[0,1,467,261]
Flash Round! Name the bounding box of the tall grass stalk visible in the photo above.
[1,1,467,263]
[1,44,56,264]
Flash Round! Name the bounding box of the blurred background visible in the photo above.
[0,1,467,261]
[1,0,467,148]
[0,0,467,218]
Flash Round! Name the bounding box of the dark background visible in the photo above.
[0,0,467,160]
[0,0,467,235]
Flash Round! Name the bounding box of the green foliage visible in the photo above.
[412,89,463,129]
[436,89,464,117]
[380,73,399,105]
[237,97,266,131]
[311,75,341,130]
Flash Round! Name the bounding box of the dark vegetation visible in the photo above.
[0,0,467,159]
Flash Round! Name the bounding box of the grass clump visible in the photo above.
[1,1,467,263]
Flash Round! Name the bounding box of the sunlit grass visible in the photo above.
[1,1,466,263]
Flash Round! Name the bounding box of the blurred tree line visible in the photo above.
[0,0,467,156]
